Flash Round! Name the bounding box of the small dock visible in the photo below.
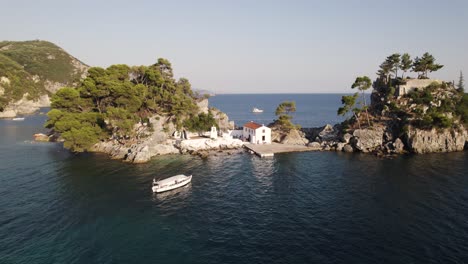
[244,143,312,157]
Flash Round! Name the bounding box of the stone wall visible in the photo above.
[396,79,441,96]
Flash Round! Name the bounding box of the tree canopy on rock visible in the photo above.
[274,101,298,131]
[45,58,209,152]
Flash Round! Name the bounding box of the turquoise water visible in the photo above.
[1,95,468,264]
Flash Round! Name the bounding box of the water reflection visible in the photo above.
[250,155,275,188]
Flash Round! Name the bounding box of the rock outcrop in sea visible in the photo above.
[275,74,468,156]
[90,99,242,163]
[297,123,468,155]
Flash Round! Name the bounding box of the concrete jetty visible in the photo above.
[244,143,312,157]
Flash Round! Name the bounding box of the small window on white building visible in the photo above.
[262,129,265,133]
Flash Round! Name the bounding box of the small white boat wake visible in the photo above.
[152,174,192,193]
[252,107,263,113]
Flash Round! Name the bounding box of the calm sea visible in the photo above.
[1,94,467,264]
[209,93,347,128]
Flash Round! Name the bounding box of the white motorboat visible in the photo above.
[152,174,192,193]
[12,117,25,121]
[252,107,263,113]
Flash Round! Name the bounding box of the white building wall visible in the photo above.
[242,125,271,144]
[254,126,271,144]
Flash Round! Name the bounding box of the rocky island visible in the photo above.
[39,55,246,163]
[273,53,468,155]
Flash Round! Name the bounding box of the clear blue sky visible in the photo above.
[1,0,467,93]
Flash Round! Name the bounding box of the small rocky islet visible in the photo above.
[1,42,467,162]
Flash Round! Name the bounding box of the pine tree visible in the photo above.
[400,53,412,79]
[457,71,465,93]
[351,76,372,127]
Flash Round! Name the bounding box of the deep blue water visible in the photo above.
[1,96,468,264]
[209,93,347,127]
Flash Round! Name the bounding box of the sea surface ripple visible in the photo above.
[1,96,468,264]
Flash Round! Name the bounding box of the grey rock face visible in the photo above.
[342,133,353,143]
[393,138,405,153]
[308,142,321,150]
[405,127,467,154]
[343,144,354,153]
[281,129,309,145]
[336,142,346,152]
[318,124,337,141]
[351,128,384,153]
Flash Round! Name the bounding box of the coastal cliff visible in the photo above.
[298,123,468,155]
[0,40,88,118]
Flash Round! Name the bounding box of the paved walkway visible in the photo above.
[244,143,312,157]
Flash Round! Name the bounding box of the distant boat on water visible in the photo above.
[12,117,25,121]
[152,174,192,193]
[252,107,263,113]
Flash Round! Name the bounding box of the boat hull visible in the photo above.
[152,175,192,193]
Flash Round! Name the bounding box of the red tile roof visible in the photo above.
[243,122,262,129]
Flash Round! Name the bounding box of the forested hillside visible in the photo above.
[0,40,88,111]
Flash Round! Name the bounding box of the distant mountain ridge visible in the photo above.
[0,40,89,117]
[193,88,215,97]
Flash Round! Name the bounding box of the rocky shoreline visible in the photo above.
[35,122,468,163]
[91,136,245,163]
[86,122,468,163]
[300,123,468,156]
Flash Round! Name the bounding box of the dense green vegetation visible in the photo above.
[456,93,468,124]
[339,52,468,130]
[46,59,213,152]
[0,40,87,111]
[274,101,298,131]
[183,111,217,133]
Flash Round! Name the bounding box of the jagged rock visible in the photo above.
[336,142,345,152]
[308,142,321,150]
[33,133,49,142]
[393,138,405,153]
[405,127,467,154]
[303,124,339,142]
[196,99,209,114]
[281,129,309,145]
[351,128,384,153]
[132,145,150,163]
[342,133,352,143]
[343,144,354,153]
[211,107,234,131]
[384,131,394,142]
[318,124,337,140]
